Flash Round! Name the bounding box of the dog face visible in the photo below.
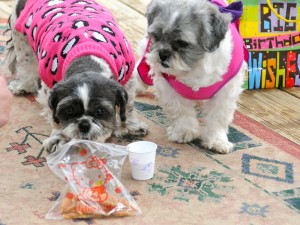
[48,72,128,141]
[145,0,232,74]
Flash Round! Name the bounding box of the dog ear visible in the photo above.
[200,9,232,52]
[115,87,128,122]
[146,0,161,26]
[48,90,60,124]
[16,0,27,17]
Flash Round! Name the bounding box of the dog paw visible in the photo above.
[114,120,149,138]
[114,122,148,137]
[167,126,200,143]
[127,120,148,136]
[201,137,234,154]
[113,127,129,138]
[43,135,68,153]
[8,80,38,95]
[9,80,27,95]
[199,127,234,154]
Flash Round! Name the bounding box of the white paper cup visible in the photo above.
[127,141,157,180]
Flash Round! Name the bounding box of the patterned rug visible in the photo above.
[1,18,300,225]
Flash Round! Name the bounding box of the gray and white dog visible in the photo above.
[6,0,148,153]
[136,0,247,153]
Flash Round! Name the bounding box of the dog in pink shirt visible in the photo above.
[135,0,248,154]
[7,0,148,153]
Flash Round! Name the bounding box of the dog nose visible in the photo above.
[79,121,91,133]
[159,50,171,62]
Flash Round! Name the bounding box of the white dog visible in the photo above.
[136,0,247,153]
[6,0,148,153]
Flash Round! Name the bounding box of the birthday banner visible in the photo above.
[229,0,300,89]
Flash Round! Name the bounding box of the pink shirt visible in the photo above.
[15,0,135,88]
[137,0,246,100]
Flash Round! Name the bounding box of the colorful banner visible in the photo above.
[229,0,300,89]
[244,33,300,50]
[246,49,300,89]
[259,0,298,34]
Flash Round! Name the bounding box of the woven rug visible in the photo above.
[0,18,300,225]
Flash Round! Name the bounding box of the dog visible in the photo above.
[135,0,247,154]
[6,0,148,153]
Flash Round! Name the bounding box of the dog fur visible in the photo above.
[135,0,247,154]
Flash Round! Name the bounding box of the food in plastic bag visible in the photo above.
[45,140,141,219]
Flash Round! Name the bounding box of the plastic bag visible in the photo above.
[45,139,141,219]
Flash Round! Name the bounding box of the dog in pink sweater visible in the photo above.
[7,0,148,153]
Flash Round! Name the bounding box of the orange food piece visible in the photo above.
[60,192,137,219]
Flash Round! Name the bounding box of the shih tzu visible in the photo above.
[6,0,148,153]
[136,0,248,153]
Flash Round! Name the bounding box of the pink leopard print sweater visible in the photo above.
[15,0,135,88]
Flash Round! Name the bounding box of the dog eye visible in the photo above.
[149,32,159,41]
[94,108,106,118]
[64,108,74,116]
[176,40,189,48]
[153,34,159,41]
